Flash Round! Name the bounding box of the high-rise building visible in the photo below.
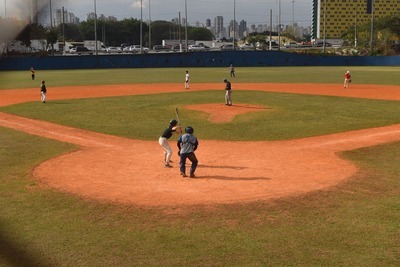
[214,16,224,36]
[239,20,247,37]
[206,19,211,28]
[312,0,400,39]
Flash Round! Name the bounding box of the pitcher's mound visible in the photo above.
[185,103,267,123]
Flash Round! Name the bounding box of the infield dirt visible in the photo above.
[1,83,400,206]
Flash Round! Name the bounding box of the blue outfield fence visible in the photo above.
[0,51,399,70]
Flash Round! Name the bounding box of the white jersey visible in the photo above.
[185,73,190,82]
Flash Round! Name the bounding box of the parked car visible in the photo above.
[220,44,235,50]
[256,41,279,50]
[70,46,93,55]
[170,44,185,52]
[283,41,299,48]
[188,44,205,52]
[313,41,332,47]
[239,43,254,50]
[129,45,149,53]
[153,45,170,52]
[106,47,121,53]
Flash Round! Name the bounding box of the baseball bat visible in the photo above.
[175,107,182,133]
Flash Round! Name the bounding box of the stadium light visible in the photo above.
[94,0,98,55]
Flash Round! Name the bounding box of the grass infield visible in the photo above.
[0,67,400,265]
[0,66,400,89]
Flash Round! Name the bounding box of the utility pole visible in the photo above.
[49,0,53,27]
[94,0,98,55]
[278,0,281,50]
[179,12,182,52]
[62,6,65,54]
[185,0,188,52]
[140,0,143,53]
[233,0,236,50]
[148,0,151,49]
[323,0,326,53]
[354,4,357,47]
[369,0,374,53]
[269,9,272,50]
[292,0,295,26]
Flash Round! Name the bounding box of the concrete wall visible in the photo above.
[1,51,399,70]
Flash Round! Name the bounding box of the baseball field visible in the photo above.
[0,66,400,265]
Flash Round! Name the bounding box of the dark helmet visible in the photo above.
[185,126,194,134]
[169,119,178,126]
[223,78,228,82]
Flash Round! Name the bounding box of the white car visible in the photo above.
[106,47,121,53]
[129,45,149,53]
[188,45,205,52]
[284,42,299,48]
[240,43,254,50]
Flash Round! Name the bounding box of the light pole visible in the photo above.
[62,6,65,54]
[354,4,358,47]
[185,0,188,52]
[233,0,236,50]
[94,0,98,55]
[49,0,53,27]
[369,0,374,53]
[4,0,6,17]
[140,0,143,53]
[148,0,151,49]
[323,0,326,53]
[292,0,295,26]
[278,0,281,50]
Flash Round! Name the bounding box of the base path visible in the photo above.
[1,83,399,206]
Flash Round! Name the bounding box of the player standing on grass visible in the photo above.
[159,119,181,167]
[40,80,47,103]
[223,78,232,106]
[30,67,36,80]
[185,70,190,89]
[343,70,351,88]
[229,64,235,78]
[177,126,199,178]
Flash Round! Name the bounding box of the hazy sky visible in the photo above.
[1,0,313,27]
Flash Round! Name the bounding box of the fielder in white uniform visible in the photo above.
[185,70,190,89]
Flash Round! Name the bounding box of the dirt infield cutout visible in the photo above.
[1,83,400,206]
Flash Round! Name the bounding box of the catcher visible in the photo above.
[159,119,181,167]
[177,126,199,178]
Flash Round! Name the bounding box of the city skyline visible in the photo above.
[1,0,313,28]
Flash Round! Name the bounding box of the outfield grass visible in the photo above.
[0,66,399,89]
[0,67,399,265]
[1,126,399,266]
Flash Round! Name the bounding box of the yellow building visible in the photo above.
[312,0,400,39]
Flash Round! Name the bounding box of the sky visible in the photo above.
[2,0,313,27]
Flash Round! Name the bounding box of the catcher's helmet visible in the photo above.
[170,119,178,126]
[185,126,194,134]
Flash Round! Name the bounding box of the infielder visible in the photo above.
[40,80,47,103]
[223,78,232,106]
[185,70,190,89]
[343,70,351,88]
[177,126,199,178]
[159,119,181,167]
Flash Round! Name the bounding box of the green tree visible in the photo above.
[188,27,213,41]
[45,27,59,54]
[341,16,400,55]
